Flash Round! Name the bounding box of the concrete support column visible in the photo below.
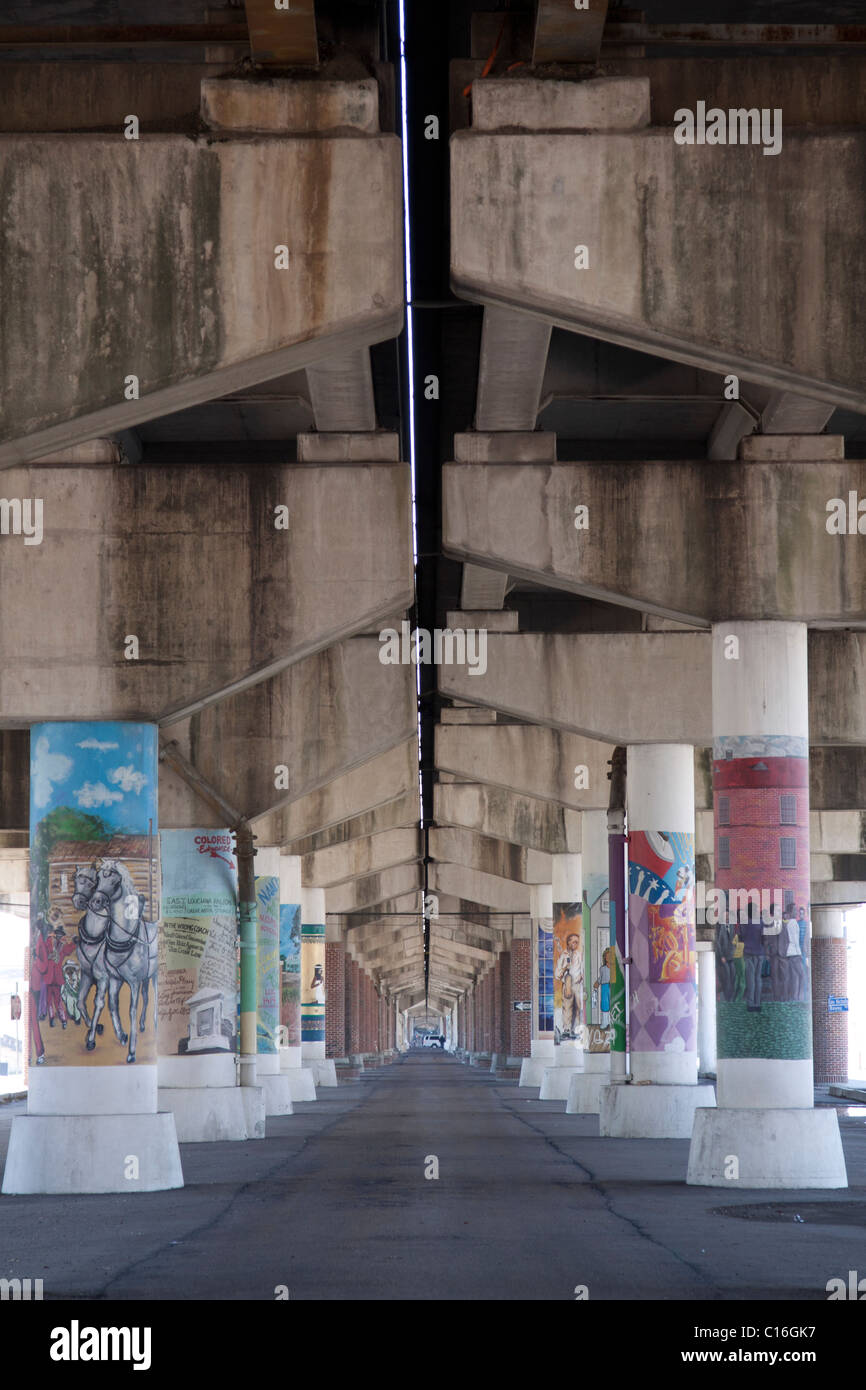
[468,987,476,1053]
[519,884,554,1085]
[255,848,292,1116]
[458,995,466,1053]
[4,722,183,1194]
[301,886,335,1086]
[811,907,848,1085]
[157,829,254,1141]
[601,746,714,1137]
[688,622,846,1187]
[567,811,612,1114]
[325,919,345,1060]
[492,952,506,1060]
[278,856,303,1065]
[541,854,586,1100]
[697,942,717,1077]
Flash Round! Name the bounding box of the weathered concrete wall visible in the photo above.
[301,829,422,889]
[439,633,866,746]
[164,638,417,822]
[452,122,866,409]
[0,62,214,133]
[0,463,412,722]
[0,133,402,463]
[443,460,866,624]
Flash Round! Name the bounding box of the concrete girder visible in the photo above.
[243,0,318,67]
[442,458,866,626]
[300,829,422,890]
[460,564,510,611]
[0,127,401,464]
[476,306,551,431]
[439,633,866,747]
[323,864,422,915]
[348,922,421,949]
[533,0,609,65]
[429,826,551,885]
[760,392,836,435]
[0,464,412,724]
[254,740,418,848]
[436,723,615,810]
[306,349,377,432]
[434,781,581,854]
[707,402,756,460]
[428,862,531,913]
[158,639,417,825]
[436,725,866,818]
[282,789,419,858]
[451,103,866,412]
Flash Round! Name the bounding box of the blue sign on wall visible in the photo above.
[828,996,849,1013]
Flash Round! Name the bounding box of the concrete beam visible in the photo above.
[436,723,614,809]
[434,781,581,853]
[0,463,412,723]
[707,402,756,460]
[306,349,377,432]
[452,102,866,411]
[533,0,609,64]
[324,864,422,915]
[255,740,418,848]
[1,127,401,464]
[301,829,422,889]
[429,862,531,913]
[460,564,510,611]
[760,391,836,435]
[476,307,551,431]
[430,827,551,885]
[159,639,416,824]
[440,632,866,746]
[443,459,866,625]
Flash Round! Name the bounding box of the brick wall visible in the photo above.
[510,938,531,1057]
[325,941,345,1058]
[349,959,361,1054]
[812,937,848,1083]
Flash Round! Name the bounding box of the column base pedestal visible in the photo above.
[284,1069,317,1101]
[2,1112,183,1193]
[260,1073,293,1116]
[539,1064,584,1101]
[158,1088,249,1142]
[519,1039,555,1087]
[566,1071,611,1114]
[240,1085,266,1140]
[303,1058,337,1087]
[687,1107,848,1188]
[600,1083,716,1138]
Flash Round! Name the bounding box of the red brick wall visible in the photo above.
[325,941,345,1058]
[349,959,361,1054]
[510,938,531,1057]
[812,937,848,1083]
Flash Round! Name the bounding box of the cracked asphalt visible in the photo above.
[1,1051,865,1300]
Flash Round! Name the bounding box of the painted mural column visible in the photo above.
[607,747,628,1085]
[518,883,554,1086]
[156,829,250,1143]
[540,854,586,1100]
[601,745,714,1138]
[301,885,336,1087]
[689,622,847,1186]
[255,848,292,1116]
[3,722,183,1194]
[278,855,315,1101]
[567,810,613,1114]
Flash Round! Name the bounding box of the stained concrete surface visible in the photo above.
[1,1051,864,1301]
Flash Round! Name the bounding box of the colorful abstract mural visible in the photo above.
[301,919,326,1044]
[628,829,697,1057]
[279,902,301,1048]
[255,875,280,1054]
[553,901,584,1044]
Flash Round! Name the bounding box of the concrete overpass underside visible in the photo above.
[0,0,865,1323]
